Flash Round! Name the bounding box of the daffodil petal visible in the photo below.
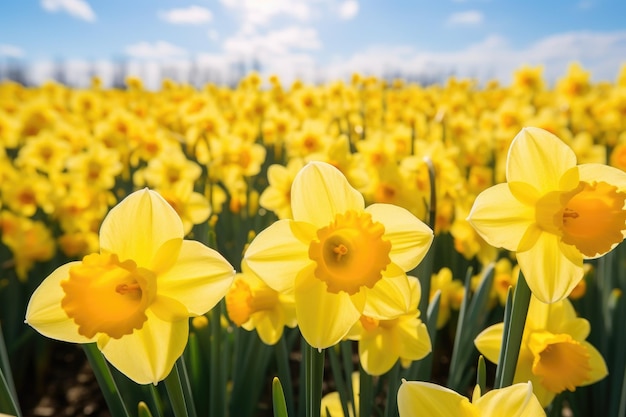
[359,330,398,375]
[25,262,95,344]
[580,341,608,386]
[366,203,433,271]
[244,219,312,293]
[560,318,591,341]
[507,127,576,194]
[158,240,235,315]
[398,319,431,360]
[474,322,504,364]
[100,189,184,267]
[397,381,474,417]
[99,309,188,385]
[467,183,535,251]
[474,382,546,417]
[578,163,626,189]
[252,308,285,345]
[525,296,550,329]
[361,269,412,319]
[291,161,364,228]
[295,265,361,349]
[516,233,583,303]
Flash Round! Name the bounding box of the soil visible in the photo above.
[19,342,110,417]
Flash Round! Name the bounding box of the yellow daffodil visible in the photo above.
[25,189,235,384]
[347,276,431,375]
[429,268,464,329]
[397,380,545,417]
[321,371,359,417]
[474,296,608,407]
[244,161,433,349]
[225,261,297,345]
[467,127,626,303]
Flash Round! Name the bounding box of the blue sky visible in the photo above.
[1,0,626,87]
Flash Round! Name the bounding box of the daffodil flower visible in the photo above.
[474,295,607,407]
[397,380,545,417]
[225,260,297,345]
[467,127,626,303]
[244,161,433,349]
[347,276,431,375]
[25,189,235,384]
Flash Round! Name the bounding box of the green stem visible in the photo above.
[496,271,531,388]
[164,360,190,417]
[83,344,131,417]
[304,341,325,417]
[275,336,295,417]
[358,365,374,417]
[209,304,224,417]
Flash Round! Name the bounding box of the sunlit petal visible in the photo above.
[397,381,474,417]
[244,219,312,293]
[25,262,95,344]
[291,161,364,227]
[366,204,433,271]
[295,265,361,349]
[99,310,188,385]
[578,163,626,189]
[158,240,235,315]
[507,127,576,194]
[467,183,534,251]
[516,233,583,303]
[474,382,546,417]
[100,189,184,267]
[361,269,412,319]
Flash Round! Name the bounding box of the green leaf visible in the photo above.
[138,401,154,417]
[83,343,131,417]
[272,377,289,417]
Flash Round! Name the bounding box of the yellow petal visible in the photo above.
[578,163,626,190]
[558,318,590,344]
[100,189,184,267]
[579,341,608,386]
[291,161,364,228]
[467,183,535,251]
[158,240,235,315]
[474,322,504,364]
[361,269,412,319]
[251,308,285,345]
[366,204,433,271]
[474,382,546,417]
[397,319,431,361]
[25,262,96,344]
[359,330,399,375]
[99,309,188,385]
[516,233,583,303]
[397,381,474,417]
[244,219,312,293]
[507,127,576,194]
[295,265,361,349]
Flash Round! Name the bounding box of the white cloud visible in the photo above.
[40,0,96,22]
[338,0,359,20]
[223,26,321,57]
[159,5,213,25]
[124,41,188,60]
[322,31,626,85]
[220,0,312,28]
[446,10,484,26]
[0,44,25,58]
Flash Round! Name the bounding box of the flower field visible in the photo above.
[1,62,626,417]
